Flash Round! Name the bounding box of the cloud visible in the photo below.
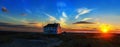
[25,9,32,14]
[0,22,28,28]
[91,14,120,28]
[0,14,31,25]
[45,13,57,22]
[73,21,95,24]
[0,22,42,32]
[1,7,8,12]
[28,22,43,28]
[0,14,18,22]
[59,17,67,28]
[62,11,67,17]
[44,12,69,28]
[75,8,93,19]
[59,18,66,25]
[81,18,93,21]
[21,13,27,16]
[28,23,37,24]
[60,12,68,28]
[20,18,29,24]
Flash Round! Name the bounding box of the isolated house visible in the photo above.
[43,23,62,34]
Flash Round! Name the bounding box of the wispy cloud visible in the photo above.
[59,17,67,28]
[25,9,32,14]
[60,11,68,28]
[75,8,93,19]
[45,13,57,23]
[44,12,68,28]
[73,21,95,24]
[59,18,66,25]
[81,18,93,21]
[1,14,19,22]
[0,14,30,25]
[62,11,67,18]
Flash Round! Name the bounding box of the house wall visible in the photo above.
[57,26,62,34]
[43,23,63,34]
[44,27,57,34]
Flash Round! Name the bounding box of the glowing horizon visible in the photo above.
[0,0,120,31]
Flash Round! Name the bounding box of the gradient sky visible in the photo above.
[0,0,120,30]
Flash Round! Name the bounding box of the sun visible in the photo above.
[99,24,112,33]
[101,27,109,33]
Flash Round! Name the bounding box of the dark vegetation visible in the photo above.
[0,31,120,47]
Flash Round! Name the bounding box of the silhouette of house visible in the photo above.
[43,23,62,34]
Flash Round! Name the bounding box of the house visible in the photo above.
[43,23,63,34]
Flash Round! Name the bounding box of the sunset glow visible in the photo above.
[0,0,120,32]
[35,23,42,28]
[99,24,112,33]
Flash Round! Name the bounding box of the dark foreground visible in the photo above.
[0,31,120,47]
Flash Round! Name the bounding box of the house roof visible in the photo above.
[44,23,60,27]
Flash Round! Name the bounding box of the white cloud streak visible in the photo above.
[81,18,93,21]
[62,11,67,18]
[75,8,93,19]
[45,13,57,23]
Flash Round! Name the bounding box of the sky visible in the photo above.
[0,0,120,31]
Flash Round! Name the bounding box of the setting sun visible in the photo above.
[99,24,112,33]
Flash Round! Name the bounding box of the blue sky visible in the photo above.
[0,0,120,29]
